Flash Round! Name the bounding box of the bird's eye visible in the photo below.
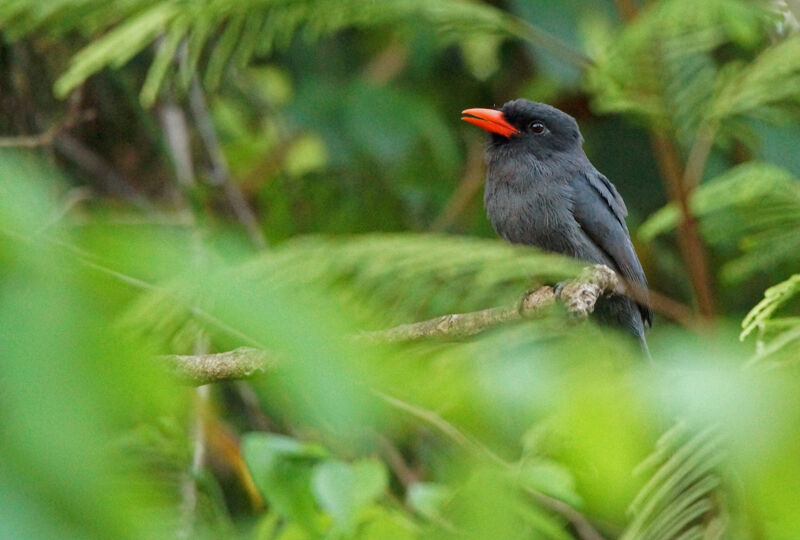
[529,120,545,134]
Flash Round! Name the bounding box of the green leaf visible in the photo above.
[406,482,451,521]
[311,458,388,533]
[357,506,418,540]
[139,15,188,106]
[585,0,771,134]
[710,35,800,122]
[639,162,799,241]
[516,459,583,508]
[29,0,563,104]
[242,433,328,531]
[54,3,181,97]
[741,274,800,339]
[639,162,800,285]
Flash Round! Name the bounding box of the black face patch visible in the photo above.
[498,99,582,156]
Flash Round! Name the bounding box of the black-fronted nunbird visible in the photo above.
[462,99,652,354]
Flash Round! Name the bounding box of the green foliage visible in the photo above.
[3,0,800,538]
[741,274,800,364]
[120,233,580,352]
[710,34,800,122]
[622,423,726,540]
[243,434,415,539]
[243,433,329,532]
[0,150,184,539]
[584,0,800,188]
[640,162,800,284]
[311,459,389,535]
[1,0,534,105]
[585,0,780,137]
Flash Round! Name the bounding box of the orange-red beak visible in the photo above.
[461,108,520,138]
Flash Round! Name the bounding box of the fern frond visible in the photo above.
[52,2,181,98]
[239,234,579,318]
[3,0,562,106]
[639,162,800,284]
[622,422,726,540]
[710,34,800,122]
[120,233,580,352]
[741,274,800,364]
[585,0,773,135]
[639,162,798,240]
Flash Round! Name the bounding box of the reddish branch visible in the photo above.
[650,134,716,318]
[610,0,716,319]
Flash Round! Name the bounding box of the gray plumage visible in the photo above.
[480,99,652,349]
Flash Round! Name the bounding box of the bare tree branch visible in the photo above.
[358,284,558,343]
[161,265,631,386]
[360,264,624,342]
[167,347,274,386]
[529,489,608,540]
[650,133,716,319]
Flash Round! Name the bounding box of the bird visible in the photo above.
[461,99,652,354]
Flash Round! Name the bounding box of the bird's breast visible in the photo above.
[484,180,580,255]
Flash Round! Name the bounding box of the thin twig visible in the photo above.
[430,139,486,232]
[188,75,268,249]
[158,100,196,186]
[178,338,210,540]
[377,435,420,489]
[0,90,93,148]
[0,87,149,206]
[376,390,607,540]
[529,489,608,540]
[374,390,504,462]
[54,133,150,207]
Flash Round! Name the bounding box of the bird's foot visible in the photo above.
[553,280,570,299]
[517,285,558,315]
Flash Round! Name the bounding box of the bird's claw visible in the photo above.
[553,280,569,298]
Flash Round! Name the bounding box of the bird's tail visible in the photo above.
[639,336,653,363]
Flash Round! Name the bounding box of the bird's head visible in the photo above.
[462,99,583,161]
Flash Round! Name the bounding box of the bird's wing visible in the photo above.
[572,170,652,327]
